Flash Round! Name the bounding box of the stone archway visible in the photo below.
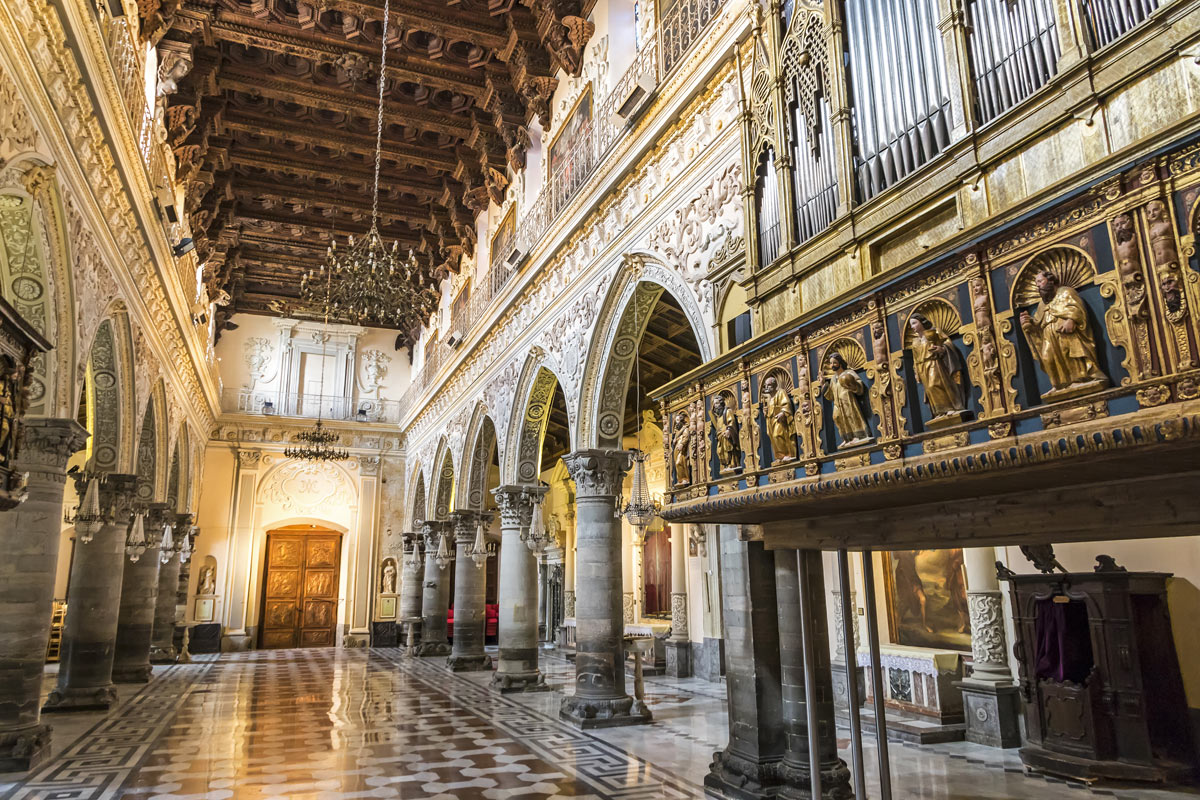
[460,406,498,512]
[85,319,122,473]
[578,254,714,450]
[504,353,567,486]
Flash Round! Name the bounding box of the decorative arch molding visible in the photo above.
[430,438,455,520]
[134,394,158,505]
[107,306,137,473]
[459,405,498,511]
[578,253,714,449]
[167,431,182,513]
[407,463,427,531]
[256,459,359,532]
[86,318,121,473]
[0,156,76,418]
[503,348,566,485]
[149,379,170,501]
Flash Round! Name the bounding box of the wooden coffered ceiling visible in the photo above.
[152,0,595,342]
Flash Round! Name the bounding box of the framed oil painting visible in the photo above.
[882,548,970,651]
[490,204,516,267]
[549,85,592,178]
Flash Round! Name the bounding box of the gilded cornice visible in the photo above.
[1,0,218,435]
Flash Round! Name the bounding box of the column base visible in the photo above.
[412,642,451,657]
[704,750,782,799]
[447,653,492,671]
[955,679,1022,748]
[491,670,549,693]
[0,723,52,772]
[665,639,692,678]
[42,685,119,713]
[559,694,652,729]
[778,757,853,800]
[831,658,864,710]
[149,646,178,664]
[112,665,153,683]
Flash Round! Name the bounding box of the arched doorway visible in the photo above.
[259,524,343,649]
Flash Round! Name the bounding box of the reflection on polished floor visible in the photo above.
[2,648,1198,800]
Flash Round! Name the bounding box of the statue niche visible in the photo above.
[760,370,797,462]
[380,558,398,594]
[904,303,968,429]
[708,390,740,474]
[1014,248,1109,403]
[820,342,873,449]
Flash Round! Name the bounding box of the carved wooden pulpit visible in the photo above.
[0,293,51,510]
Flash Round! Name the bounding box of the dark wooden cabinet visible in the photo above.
[1001,567,1196,783]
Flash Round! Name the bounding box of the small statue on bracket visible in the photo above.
[908,313,967,426]
[761,374,797,462]
[709,393,740,473]
[1018,269,1108,401]
[822,352,872,448]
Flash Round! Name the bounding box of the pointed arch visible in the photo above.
[134,393,159,505]
[503,348,569,485]
[408,464,427,531]
[430,437,455,520]
[459,403,499,511]
[578,253,713,449]
[0,158,77,418]
[167,427,183,513]
[84,318,121,473]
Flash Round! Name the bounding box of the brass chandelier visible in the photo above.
[284,418,348,462]
[299,0,438,331]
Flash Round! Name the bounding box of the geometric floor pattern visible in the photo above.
[4,648,1198,800]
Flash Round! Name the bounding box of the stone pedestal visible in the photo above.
[447,511,491,671]
[491,485,547,692]
[706,526,784,799]
[44,473,137,713]
[559,450,650,729]
[0,418,87,771]
[414,522,451,657]
[957,679,1022,748]
[112,504,168,682]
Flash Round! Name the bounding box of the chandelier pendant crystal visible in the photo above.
[434,531,453,570]
[468,521,493,569]
[160,522,175,564]
[297,0,437,332]
[126,511,148,563]
[526,499,547,554]
[66,473,104,544]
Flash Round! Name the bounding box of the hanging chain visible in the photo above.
[371,0,390,232]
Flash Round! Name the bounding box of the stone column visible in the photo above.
[150,512,191,663]
[398,531,424,643]
[414,521,452,656]
[0,418,87,771]
[563,514,576,619]
[447,510,491,671]
[112,503,168,682]
[491,485,546,692]
[560,449,649,729]
[44,473,137,713]
[956,546,1020,747]
[666,522,691,677]
[706,524,784,799]
[173,525,198,653]
[775,550,851,799]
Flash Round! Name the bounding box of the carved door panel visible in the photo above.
[261,531,342,649]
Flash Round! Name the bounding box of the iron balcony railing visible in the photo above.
[222,388,403,424]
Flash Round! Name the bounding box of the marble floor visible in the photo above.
[0,648,1196,799]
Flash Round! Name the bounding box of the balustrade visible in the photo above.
[222,387,402,424]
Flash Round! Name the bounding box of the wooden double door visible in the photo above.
[260,529,342,649]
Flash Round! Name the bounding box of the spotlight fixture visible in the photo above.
[172,238,194,257]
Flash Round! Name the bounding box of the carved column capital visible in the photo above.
[563,449,631,498]
[84,472,138,523]
[491,483,545,528]
[15,417,88,472]
[967,590,1011,682]
[450,509,493,543]
[421,520,450,549]
[236,449,261,468]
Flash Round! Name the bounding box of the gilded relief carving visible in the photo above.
[305,571,335,598]
[671,410,692,487]
[820,344,872,449]
[306,539,337,568]
[266,570,299,598]
[904,303,967,427]
[708,391,739,474]
[271,539,302,567]
[760,372,796,462]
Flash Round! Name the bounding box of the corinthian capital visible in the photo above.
[563,449,631,498]
[16,417,88,470]
[491,483,546,529]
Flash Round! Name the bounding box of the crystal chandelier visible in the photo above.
[159,521,175,564]
[65,472,104,544]
[468,520,494,568]
[526,498,547,554]
[178,524,194,563]
[298,0,439,331]
[126,510,149,562]
[621,264,661,537]
[433,530,453,570]
[284,418,348,461]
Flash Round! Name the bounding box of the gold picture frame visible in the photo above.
[548,85,593,178]
[882,548,971,651]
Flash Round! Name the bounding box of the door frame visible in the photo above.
[257,526,344,649]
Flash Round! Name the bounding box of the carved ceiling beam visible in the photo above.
[220,114,458,171]
[329,0,515,51]
[232,181,450,228]
[228,149,457,202]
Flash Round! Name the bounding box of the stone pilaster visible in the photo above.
[398,531,424,643]
[666,520,691,677]
[559,450,650,729]
[0,418,87,771]
[706,525,784,799]
[112,503,168,682]
[414,521,452,656]
[774,550,851,799]
[44,473,137,713]
[150,513,191,663]
[447,510,492,671]
[491,484,548,692]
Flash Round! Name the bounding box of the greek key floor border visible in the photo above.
[1,658,216,800]
[372,648,704,799]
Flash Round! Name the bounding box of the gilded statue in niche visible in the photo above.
[1018,268,1108,400]
[709,392,739,472]
[671,411,691,487]
[907,313,967,424]
[822,351,872,448]
[0,358,19,467]
[761,374,796,461]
